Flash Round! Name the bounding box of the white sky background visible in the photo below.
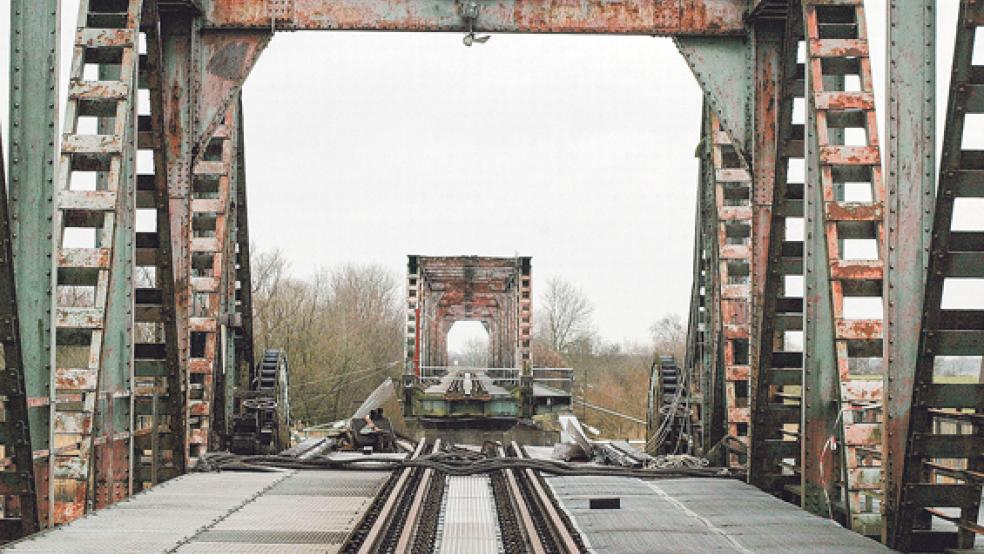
[0,1,964,348]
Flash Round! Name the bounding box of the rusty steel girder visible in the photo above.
[405,255,531,372]
[202,0,746,34]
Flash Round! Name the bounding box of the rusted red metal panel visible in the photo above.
[203,0,746,35]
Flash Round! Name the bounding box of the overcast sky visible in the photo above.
[0,2,963,348]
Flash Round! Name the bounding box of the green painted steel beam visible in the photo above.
[95,59,137,505]
[801,64,840,519]
[9,0,59,458]
[677,37,753,161]
[882,0,935,543]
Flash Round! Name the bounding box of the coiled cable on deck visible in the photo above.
[192,450,743,480]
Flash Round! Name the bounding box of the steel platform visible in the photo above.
[4,465,393,553]
[548,475,892,553]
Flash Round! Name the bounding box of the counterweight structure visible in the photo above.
[3,0,981,549]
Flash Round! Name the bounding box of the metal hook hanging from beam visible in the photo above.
[461,1,490,46]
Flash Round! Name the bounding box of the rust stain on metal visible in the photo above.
[204,0,745,35]
[206,41,251,81]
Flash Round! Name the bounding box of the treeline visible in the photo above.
[251,252,685,435]
[251,249,403,426]
[533,278,685,440]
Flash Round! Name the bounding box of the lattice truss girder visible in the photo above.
[51,0,145,524]
[749,4,805,500]
[707,114,754,467]
[1,0,976,546]
[187,106,237,464]
[801,0,887,534]
[133,0,185,490]
[891,1,984,550]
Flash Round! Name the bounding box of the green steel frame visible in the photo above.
[5,0,978,548]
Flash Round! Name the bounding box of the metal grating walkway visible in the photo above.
[548,476,892,553]
[4,468,391,553]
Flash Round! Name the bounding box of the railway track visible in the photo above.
[341,441,586,553]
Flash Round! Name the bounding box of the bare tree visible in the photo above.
[449,336,490,367]
[649,313,686,362]
[250,250,403,425]
[538,277,594,354]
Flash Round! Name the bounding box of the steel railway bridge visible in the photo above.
[0,0,981,551]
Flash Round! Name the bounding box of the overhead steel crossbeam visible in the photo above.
[201,0,746,34]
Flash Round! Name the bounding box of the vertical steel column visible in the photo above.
[8,0,59,527]
[750,20,781,395]
[50,0,143,523]
[233,96,255,392]
[750,11,804,497]
[800,0,840,521]
[0,130,40,540]
[132,0,185,491]
[882,0,936,543]
[217,101,242,444]
[161,9,196,467]
[404,256,420,413]
[684,192,707,452]
[891,2,984,549]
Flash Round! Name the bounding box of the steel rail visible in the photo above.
[357,438,426,554]
[510,441,582,553]
[497,445,547,554]
[394,439,441,553]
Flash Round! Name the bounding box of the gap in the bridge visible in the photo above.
[447,320,490,368]
[241,32,701,347]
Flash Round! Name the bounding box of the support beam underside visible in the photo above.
[203,0,746,34]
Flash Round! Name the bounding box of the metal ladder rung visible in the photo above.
[76,28,136,49]
[62,134,122,156]
[58,190,117,212]
[193,161,226,176]
[815,91,874,110]
[54,368,98,392]
[58,248,111,270]
[922,509,984,536]
[942,252,984,277]
[824,201,881,221]
[926,408,983,423]
[818,145,880,165]
[69,81,129,102]
[830,260,883,281]
[55,307,105,330]
[807,38,868,58]
[923,462,984,484]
